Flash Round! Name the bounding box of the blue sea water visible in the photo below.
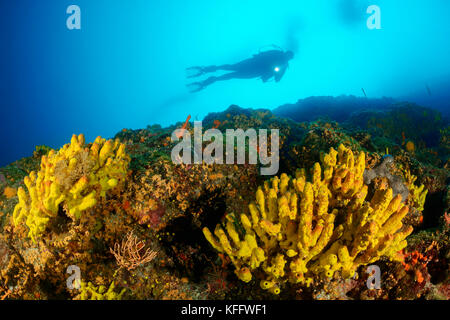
[0,0,449,167]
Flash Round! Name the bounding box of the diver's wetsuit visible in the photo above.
[187,50,294,92]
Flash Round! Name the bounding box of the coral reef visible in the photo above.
[0,101,448,300]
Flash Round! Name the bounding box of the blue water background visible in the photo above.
[0,0,449,166]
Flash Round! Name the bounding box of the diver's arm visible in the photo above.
[274,65,288,82]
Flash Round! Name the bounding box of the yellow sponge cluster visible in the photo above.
[203,145,414,294]
[78,281,126,300]
[13,134,130,241]
[402,169,428,212]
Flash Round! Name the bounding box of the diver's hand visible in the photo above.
[274,65,287,82]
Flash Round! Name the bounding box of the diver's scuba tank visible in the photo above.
[258,44,284,53]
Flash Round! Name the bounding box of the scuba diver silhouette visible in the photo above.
[186,49,294,92]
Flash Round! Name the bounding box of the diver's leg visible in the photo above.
[203,57,258,73]
[187,72,239,92]
[187,76,219,92]
[186,64,238,78]
[202,64,236,72]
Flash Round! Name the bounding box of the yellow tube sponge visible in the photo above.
[402,168,428,212]
[203,145,417,293]
[13,134,130,241]
[78,281,126,300]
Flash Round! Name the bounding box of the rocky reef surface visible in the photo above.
[0,98,448,300]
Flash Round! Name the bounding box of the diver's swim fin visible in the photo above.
[186,82,204,93]
[186,66,205,78]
